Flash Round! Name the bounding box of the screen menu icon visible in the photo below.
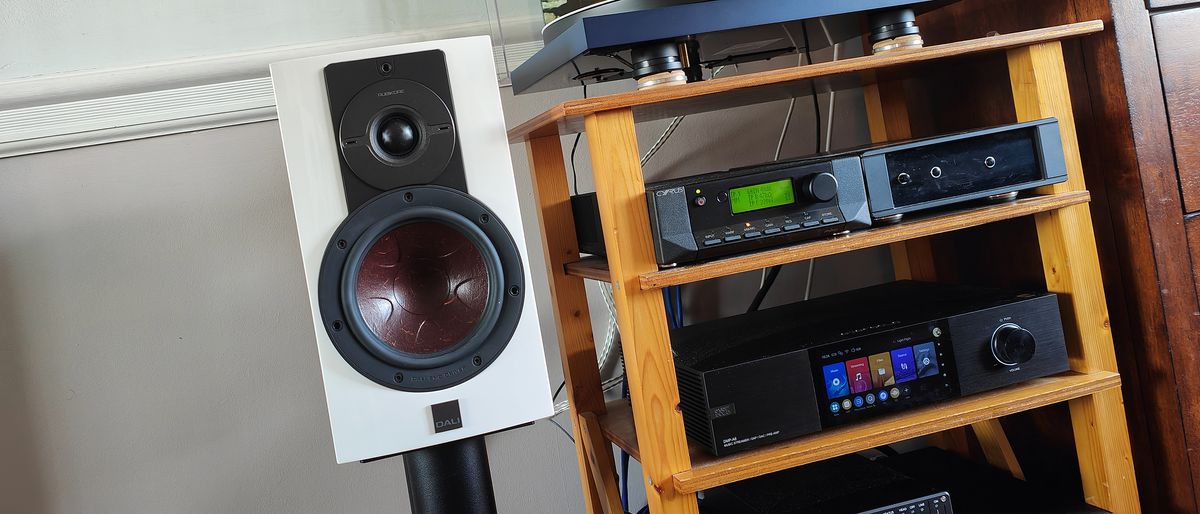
[822,362,850,399]
[846,357,872,394]
[890,347,917,383]
[913,342,940,378]
[869,351,895,388]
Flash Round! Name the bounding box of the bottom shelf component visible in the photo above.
[698,446,1107,514]
[598,370,1120,494]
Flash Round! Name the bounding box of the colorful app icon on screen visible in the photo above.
[822,362,850,399]
[869,352,895,388]
[913,342,940,378]
[846,357,872,394]
[891,347,917,383]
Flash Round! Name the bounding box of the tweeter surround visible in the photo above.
[318,186,525,392]
[338,79,457,190]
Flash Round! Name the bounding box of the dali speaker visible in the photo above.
[271,36,554,464]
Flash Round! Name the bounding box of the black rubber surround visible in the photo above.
[337,78,457,191]
[318,186,525,392]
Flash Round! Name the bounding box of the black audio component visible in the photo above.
[861,118,1068,222]
[878,448,1111,513]
[699,447,1108,514]
[698,453,951,514]
[572,118,1066,266]
[572,156,871,266]
[672,281,1069,456]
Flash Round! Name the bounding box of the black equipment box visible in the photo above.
[571,155,871,265]
[698,453,951,514]
[698,447,1109,514]
[571,119,1066,266]
[860,118,1067,221]
[673,281,1070,456]
[878,448,1111,514]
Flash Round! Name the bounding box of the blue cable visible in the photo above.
[673,286,683,327]
[662,289,677,329]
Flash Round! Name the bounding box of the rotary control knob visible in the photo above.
[990,323,1036,366]
[801,172,839,202]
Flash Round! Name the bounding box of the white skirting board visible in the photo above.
[0,33,542,159]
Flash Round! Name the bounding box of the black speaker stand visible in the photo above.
[403,436,498,514]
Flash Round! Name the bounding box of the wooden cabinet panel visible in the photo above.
[1153,9,1200,213]
[1191,216,1200,294]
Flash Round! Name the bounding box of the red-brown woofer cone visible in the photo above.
[355,221,490,355]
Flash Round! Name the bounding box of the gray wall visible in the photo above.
[0,69,892,513]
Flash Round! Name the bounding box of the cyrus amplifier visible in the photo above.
[672,281,1069,456]
[572,156,872,266]
[572,119,1067,266]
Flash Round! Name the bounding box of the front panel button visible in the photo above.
[703,239,722,247]
[744,231,762,238]
[723,235,742,243]
[783,224,802,232]
[803,220,821,228]
[821,217,840,224]
[764,227,782,235]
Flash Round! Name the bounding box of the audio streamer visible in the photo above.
[671,281,1069,456]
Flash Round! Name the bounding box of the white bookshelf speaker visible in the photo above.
[271,36,554,464]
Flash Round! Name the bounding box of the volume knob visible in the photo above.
[990,323,1036,366]
[801,172,839,202]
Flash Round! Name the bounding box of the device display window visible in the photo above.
[727,179,797,215]
[812,323,958,425]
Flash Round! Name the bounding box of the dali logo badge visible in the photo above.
[431,400,463,433]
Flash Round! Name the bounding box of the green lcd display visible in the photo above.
[728,179,796,214]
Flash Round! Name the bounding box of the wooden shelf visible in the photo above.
[597,370,1121,495]
[507,21,1103,143]
[566,190,1091,289]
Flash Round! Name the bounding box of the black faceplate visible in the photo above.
[324,50,467,210]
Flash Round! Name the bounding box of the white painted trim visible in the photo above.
[0,25,543,159]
